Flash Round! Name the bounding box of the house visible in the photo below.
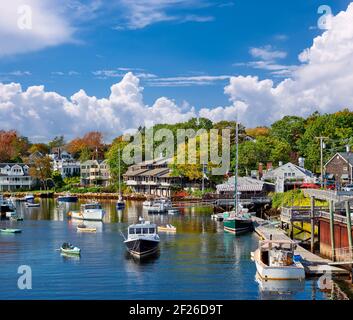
[49,150,80,178]
[80,160,111,186]
[324,152,353,184]
[262,162,314,191]
[0,163,35,191]
[216,176,274,198]
[123,158,182,197]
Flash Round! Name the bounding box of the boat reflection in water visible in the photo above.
[255,274,305,299]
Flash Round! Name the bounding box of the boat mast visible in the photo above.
[118,147,121,198]
[234,120,239,215]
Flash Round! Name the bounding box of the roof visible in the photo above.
[140,168,170,177]
[123,168,150,177]
[325,152,353,168]
[0,163,29,168]
[262,162,313,180]
[216,176,271,192]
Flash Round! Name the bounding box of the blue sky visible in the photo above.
[1,0,353,141]
[0,0,349,107]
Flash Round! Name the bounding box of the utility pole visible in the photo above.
[315,137,328,188]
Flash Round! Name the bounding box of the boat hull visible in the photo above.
[223,218,253,235]
[125,238,159,258]
[254,250,305,280]
[71,210,104,221]
[57,196,78,203]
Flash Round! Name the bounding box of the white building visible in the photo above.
[0,163,34,191]
[262,162,314,182]
[50,151,80,178]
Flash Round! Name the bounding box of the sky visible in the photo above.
[0,0,352,142]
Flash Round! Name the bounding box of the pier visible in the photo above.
[252,216,350,278]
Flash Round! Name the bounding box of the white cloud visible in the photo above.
[0,0,75,56]
[0,72,197,141]
[223,3,353,127]
[249,45,287,61]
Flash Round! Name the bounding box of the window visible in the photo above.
[129,228,135,234]
[135,228,142,234]
[149,228,155,234]
[143,228,149,234]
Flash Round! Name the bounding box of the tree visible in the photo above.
[106,136,130,181]
[28,143,50,155]
[48,136,65,149]
[66,131,105,160]
[29,157,52,190]
[0,130,29,162]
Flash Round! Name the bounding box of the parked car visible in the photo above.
[343,184,353,192]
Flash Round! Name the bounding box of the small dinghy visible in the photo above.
[77,224,97,233]
[25,202,40,208]
[60,242,81,255]
[157,224,177,233]
[0,228,22,234]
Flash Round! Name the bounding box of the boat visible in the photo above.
[157,224,176,233]
[168,209,179,215]
[223,121,253,235]
[115,148,126,210]
[25,202,40,208]
[211,212,225,221]
[124,218,160,258]
[252,240,305,280]
[147,198,172,214]
[24,194,35,203]
[0,195,18,219]
[142,199,154,208]
[57,193,78,203]
[77,224,97,233]
[0,228,22,233]
[69,202,105,221]
[60,242,81,255]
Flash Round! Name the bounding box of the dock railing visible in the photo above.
[281,206,328,223]
[333,247,353,263]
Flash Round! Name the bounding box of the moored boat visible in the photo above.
[157,224,176,233]
[60,242,81,255]
[24,194,35,203]
[223,210,254,235]
[124,218,160,258]
[25,202,40,208]
[1,195,18,220]
[57,193,78,203]
[252,240,305,281]
[77,224,97,233]
[0,228,22,234]
[69,202,105,221]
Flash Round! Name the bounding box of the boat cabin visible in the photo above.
[81,203,102,210]
[259,240,297,267]
[128,223,157,235]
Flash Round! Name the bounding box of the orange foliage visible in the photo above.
[245,127,270,138]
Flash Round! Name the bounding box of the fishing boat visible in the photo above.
[124,218,160,258]
[57,193,78,203]
[77,224,97,233]
[116,148,126,210]
[0,228,22,234]
[69,202,105,221]
[157,224,176,233]
[60,242,81,255]
[223,121,253,235]
[252,240,305,280]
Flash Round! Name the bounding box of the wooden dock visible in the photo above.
[252,217,350,278]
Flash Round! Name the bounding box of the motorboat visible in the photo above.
[168,209,179,215]
[252,240,305,280]
[146,198,172,214]
[124,218,160,258]
[25,202,40,208]
[24,194,35,203]
[0,195,18,219]
[57,193,78,203]
[60,242,81,255]
[157,224,176,233]
[69,202,105,221]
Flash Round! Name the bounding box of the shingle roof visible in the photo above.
[339,152,353,165]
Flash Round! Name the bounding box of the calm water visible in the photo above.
[0,199,329,300]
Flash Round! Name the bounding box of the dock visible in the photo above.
[252,216,350,278]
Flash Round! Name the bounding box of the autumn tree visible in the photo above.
[66,131,105,160]
[0,130,29,162]
[29,156,53,190]
[28,143,50,155]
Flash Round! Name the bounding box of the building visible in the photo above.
[49,150,80,178]
[80,160,111,186]
[216,176,274,198]
[324,152,353,184]
[123,158,182,197]
[0,163,34,191]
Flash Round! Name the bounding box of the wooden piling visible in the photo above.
[329,200,336,262]
[310,196,315,253]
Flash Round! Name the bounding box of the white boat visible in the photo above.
[60,242,81,255]
[211,212,225,221]
[252,240,305,281]
[168,209,179,215]
[69,202,105,221]
[25,202,40,208]
[24,194,35,202]
[0,195,18,219]
[124,218,160,258]
[146,198,172,214]
[158,224,177,233]
[77,224,97,233]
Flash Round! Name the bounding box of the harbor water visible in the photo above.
[0,199,332,300]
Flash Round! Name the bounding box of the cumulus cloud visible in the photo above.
[0,73,197,141]
[223,3,353,127]
[0,0,75,56]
